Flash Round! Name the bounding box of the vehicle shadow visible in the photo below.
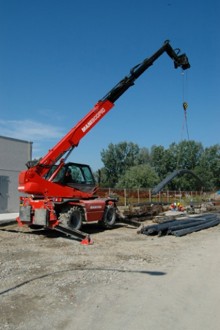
[0,267,166,296]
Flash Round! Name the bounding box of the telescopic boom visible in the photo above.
[27,40,190,177]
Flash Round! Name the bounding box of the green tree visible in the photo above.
[99,140,220,191]
[164,141,204,191]
[195,144,220,190]
[150,141,205,191]
[116,164,159,189]
[100,142,141,187]
[170,140,204,170]
[136,147,151,165]
[150,145,175,179]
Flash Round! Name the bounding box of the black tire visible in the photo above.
[67,206,83,230]
[100,205,116,229]
[59,206,83,231]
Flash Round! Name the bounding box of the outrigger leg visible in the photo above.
[53,225,93,245]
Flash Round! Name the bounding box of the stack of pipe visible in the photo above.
[140,213,220,237]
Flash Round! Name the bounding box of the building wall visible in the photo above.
[0,136,32,213]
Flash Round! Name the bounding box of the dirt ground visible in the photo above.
[1,214,220,330]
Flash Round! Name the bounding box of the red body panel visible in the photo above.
[18,170,93,198]
[18,196,111,227]
[81,199,108,222]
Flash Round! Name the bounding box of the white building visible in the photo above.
[0,136,32,213]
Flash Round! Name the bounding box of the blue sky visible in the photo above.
[0,0,219,171]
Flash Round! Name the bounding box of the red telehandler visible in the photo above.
[17,40,190,243]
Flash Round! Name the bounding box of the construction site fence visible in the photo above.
[97,188,216,206]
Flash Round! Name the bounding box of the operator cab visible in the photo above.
[46,162,96,193]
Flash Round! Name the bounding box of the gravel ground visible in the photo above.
[1,215,220,330]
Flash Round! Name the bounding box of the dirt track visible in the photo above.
[1,216,220,330]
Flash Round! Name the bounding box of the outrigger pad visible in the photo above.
[80,235,94,245]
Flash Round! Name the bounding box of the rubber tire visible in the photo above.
[67,206,83,231]
[100,205,116,229]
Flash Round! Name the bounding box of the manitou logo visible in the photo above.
[81,108,106,133]
[89,205,102,209]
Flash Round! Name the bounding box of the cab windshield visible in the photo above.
[46,163,96,185]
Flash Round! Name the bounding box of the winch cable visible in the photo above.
[181,70,190,141]
[151,72,202,194]
[176,70,190,169]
